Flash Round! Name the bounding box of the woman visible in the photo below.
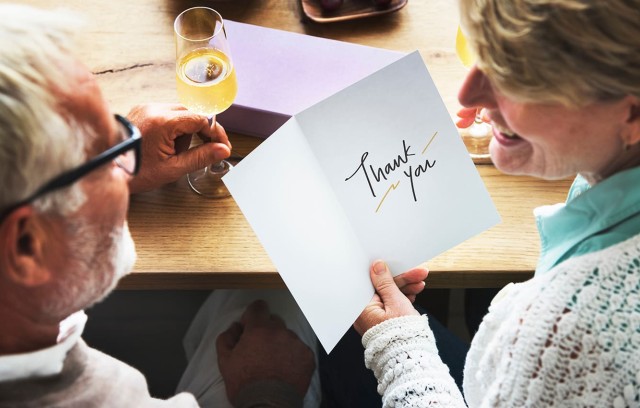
[353,0,640,406]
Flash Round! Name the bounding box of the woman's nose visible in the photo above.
[458,65,496,110]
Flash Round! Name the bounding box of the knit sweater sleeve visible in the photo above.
[362,315,467,407]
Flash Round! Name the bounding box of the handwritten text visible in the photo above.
[345,133,438,212]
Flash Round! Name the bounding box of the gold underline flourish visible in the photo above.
[422,131,438,155]
[376,180,401,213]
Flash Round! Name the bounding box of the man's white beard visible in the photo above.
[46,221,137,319]
[98,222,137,301]
[111,222,136,281]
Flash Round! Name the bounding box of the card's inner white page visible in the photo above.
[298,52,501,275]
[222,118,372,352]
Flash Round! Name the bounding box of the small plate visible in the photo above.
[301,0,408,23]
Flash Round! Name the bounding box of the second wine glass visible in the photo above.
[455,25,492,161]
[174,7,237,198]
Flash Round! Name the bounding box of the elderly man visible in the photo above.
[0,4,316,407]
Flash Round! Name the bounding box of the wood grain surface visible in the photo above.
[8,0,573,288]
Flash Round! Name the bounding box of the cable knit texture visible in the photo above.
[363,315,466,406]
[363,234,640,407]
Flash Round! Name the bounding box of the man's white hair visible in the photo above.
[0,5,90,216]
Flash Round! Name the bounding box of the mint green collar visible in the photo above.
[535,166,640,275]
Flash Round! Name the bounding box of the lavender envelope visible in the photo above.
[217,21,405,138]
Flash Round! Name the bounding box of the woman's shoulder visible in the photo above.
[534,232,640,310]
[465,233,640,406]
[483,233,640,340]
[503,232,640,304]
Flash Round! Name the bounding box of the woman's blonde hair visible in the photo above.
[459,0,640,106]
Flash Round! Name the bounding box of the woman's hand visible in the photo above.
[354,260,427,336]
[393,264,428,303]
[456,107,489,128]
[126,103,231,193]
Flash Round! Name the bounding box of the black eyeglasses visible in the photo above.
[0,114,141,221]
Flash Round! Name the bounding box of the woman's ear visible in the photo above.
[623,96,640,147]
[0,206,52,286]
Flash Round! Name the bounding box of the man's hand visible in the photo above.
[354,260,426,336]
[216,300,315,403]
[126,103,232,193]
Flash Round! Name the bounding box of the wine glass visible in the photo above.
[455,26,492,161]
[174,7,238,198]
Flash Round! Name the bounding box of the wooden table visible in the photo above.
[14,0,573,288]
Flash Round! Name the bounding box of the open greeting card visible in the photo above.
[223,51,501,352]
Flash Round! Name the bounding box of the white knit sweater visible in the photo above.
[363,234,640,407]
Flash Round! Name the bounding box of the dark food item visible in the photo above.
[319,0,392,13]
[372,0,392,6]
[320,0,344,11]
[303,0,406,23]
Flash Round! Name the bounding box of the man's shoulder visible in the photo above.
[78,339,199,407]
[0,340,198,408]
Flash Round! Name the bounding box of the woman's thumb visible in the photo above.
[370,260,403,306]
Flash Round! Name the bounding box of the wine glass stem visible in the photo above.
[205,115,227,173]
[474,108,483,124]
[210,161,226,172]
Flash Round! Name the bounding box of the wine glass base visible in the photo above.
[187,160,234,198]
[462,134,492,161]
[460,122,492,163]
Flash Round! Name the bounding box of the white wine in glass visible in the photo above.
[456,26,492,161]
[176,48,237,116]
[175,7,238,198]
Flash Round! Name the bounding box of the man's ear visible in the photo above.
[0,206,52,286]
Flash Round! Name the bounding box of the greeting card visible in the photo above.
[223,51,500,352]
